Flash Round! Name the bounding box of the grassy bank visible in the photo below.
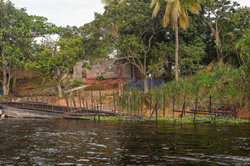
[162,64,248,105]
[82,116,250,124]
[118,64,248,112]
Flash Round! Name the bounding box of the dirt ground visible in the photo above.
[12,77,250,120]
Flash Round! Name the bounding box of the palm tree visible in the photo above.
[150,0,200,81]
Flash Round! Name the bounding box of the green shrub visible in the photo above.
[162,64,247,105]
[96,75,105,80]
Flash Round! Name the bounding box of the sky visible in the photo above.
[10,0,105,27]
[10,0,250,27]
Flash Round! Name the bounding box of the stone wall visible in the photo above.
[73,61,84,79]
[87,60,131,79]
[73,59,132,79]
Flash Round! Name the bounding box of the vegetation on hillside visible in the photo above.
[0,0,249,107]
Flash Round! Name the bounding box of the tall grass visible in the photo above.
[117,64,248,114]
[162,64,248,105]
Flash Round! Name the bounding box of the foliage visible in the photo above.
[26,34,84,97]
[0,95,8,101]
[151,0,201,80]
[144,116,250,123]
[81,115,249,123]
[235,27,250,75]
[162,64,248,105]
[0,0,54,95]
[96,76,105,81]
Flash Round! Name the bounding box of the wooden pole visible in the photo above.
[91,90,94,110]
[71,94,76,108]
[181,96,186,119]
[86,100,88,109]
[133,90,136,114]
[141,93,143,116]
[173,96,175,117]
[78,93,82,108]
[81,98,85,109]
[183,96,186,117]
[113,91,116,112]
[47,96,49,104]
[163,89,166,117]
[129,92,132,118]
[127,95,129,114]
[193,96,198,122]
[137,95,140,114]
[121,96,123,117]
[150,94,152,115]
[65,97,69,111]
[70,97,72,112]
[99,89,102,111]
[209,95,212,113]
[156,96,159,121]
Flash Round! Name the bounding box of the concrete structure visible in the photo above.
[73,59,133,79]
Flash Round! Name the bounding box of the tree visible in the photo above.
[150,0,201,80]
[235,27,250,74]
[220,6,250,66]
[79,15,113,61]
[149,14,206,79]
[27,35,84,97]
[201,0,241,63]
[101,0,126,6]
[103,0,165,92]
[0,0,53,95]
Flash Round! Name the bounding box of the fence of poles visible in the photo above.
[8,89,239,121]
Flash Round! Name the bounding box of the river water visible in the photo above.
[0,119,249,165]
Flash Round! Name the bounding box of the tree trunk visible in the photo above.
[12,71,17,92]
[206,19,223,63]
[215,31,223,63]
[144,78,148,93]
[164,61,172,80]
[2,67,9,95]
[1,47,9,95]
[175,24,179,81]
[57,82,63,98]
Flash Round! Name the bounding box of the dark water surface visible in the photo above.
[0,119,249,165]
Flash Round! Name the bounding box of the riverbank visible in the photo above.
[81,116,250,124]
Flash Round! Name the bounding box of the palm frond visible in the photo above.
[179,9,189,30]
[152,1,161,18]
[163,2,173,28]
[150,0,158,9]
